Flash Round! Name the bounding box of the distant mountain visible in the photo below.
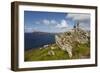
[32,31,61,35]
[33,31,50,34]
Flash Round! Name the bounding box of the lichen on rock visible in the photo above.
[55,23,90,58]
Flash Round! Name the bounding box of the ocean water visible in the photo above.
[24,32,55,50]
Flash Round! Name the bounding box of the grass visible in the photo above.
[25,42,90,61]
[72,41,90,59]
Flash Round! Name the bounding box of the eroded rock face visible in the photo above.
[55,28,90,58]
[55,35,73,58]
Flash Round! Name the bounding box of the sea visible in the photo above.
[24,32,55,50]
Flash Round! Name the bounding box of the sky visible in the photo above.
[24,11,90,33]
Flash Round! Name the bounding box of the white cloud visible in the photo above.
[35,21,40,24]
[42,19,50,25]
[35,19,69,29]
[66,13,90,21]
[56,19,68,28]
[42,19,58,25]
[51,20,57,24]
[66,13,90,30]
[79,23,90,30]
[35,19,57,25]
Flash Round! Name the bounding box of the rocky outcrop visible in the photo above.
[55,23,90,58]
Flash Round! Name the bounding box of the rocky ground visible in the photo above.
[55,28,90,58]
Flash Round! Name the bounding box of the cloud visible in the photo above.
[56,19,68,28]
[66,13,90,30]
[42,19,50,25]
[51,20,57,24]
[35,19,69,29]
[66,13,90,21]
[79,23,90,30]
[35,21,40,25]
[25,27,33,33]
[35,19,57,25]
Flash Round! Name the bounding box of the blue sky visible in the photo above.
[24,11,90,33]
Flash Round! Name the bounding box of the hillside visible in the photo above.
[25,42,90,61]
[25,23,90,61]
